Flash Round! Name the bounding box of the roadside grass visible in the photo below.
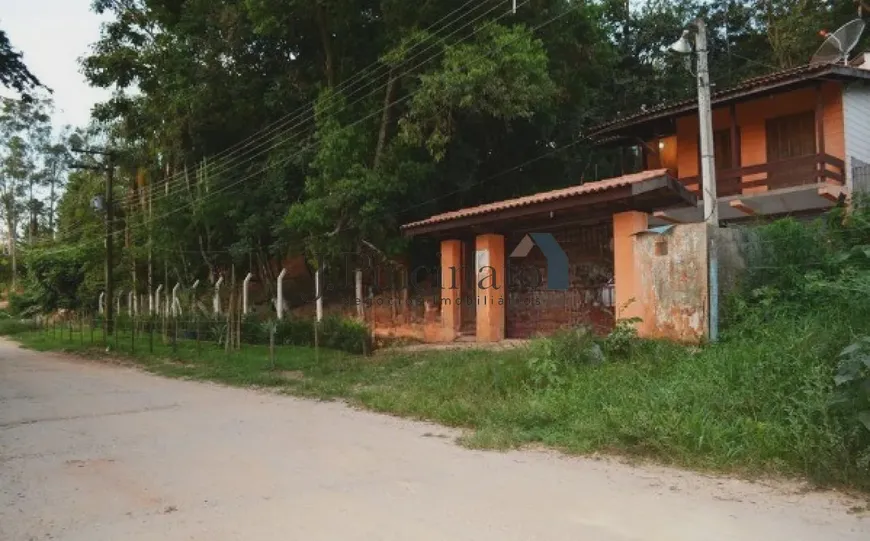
[8,310,870,491]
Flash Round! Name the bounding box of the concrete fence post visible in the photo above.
[243,273,253,315]
[276,269,287,320]
[172,283,182,317]
[213,276,224,315]
[155,285,164,317]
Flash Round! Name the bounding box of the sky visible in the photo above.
[1,0,112,129]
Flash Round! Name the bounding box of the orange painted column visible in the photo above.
[613,211,649,327]
[475,234,506,342]
[440,239,463,341]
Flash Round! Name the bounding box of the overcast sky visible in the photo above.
[1,0,111,129]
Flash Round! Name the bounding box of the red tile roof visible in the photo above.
[590,63,870,136]
[401,169,670,232]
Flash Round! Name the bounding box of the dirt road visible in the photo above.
[1,339,868,541]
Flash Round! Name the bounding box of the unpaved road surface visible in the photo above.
[1,340,868,541]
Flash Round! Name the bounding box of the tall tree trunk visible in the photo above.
[315,2,336,87]
[128,174,137,314]
[373,70,399,171]
[28,180,33,244]
[49,166,55,239]
[9,213,16,290]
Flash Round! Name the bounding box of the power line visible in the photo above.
[127,0,507,209]
[37,0,551,256]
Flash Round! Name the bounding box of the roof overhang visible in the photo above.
[650,183,846,225]
[590,64,870,140]
[402,171,697,237]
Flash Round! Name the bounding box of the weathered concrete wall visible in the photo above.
[635,223,708,342]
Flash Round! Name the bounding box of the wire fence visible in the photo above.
[33,311,373,364]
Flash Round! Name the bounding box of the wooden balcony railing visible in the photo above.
[680,153,845,197]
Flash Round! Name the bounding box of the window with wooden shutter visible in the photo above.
[766,111,816,161]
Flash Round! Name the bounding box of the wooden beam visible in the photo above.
[653,211,684,224]
[729,199,757,216]
[817,186,845,204]
[729,103,740,169]
[816,83,826,155]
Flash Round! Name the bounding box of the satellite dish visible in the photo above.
[811,18,866,65]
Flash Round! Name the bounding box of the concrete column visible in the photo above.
[439,239,463,341]
[613,211,649,325]
[475,234,505,342]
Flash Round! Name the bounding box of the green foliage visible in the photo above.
[831,338,870,441]
[401,23,557,161]
[527,327,604,388]
[0,317,38,335]
[603,317,641,358]
[273,315,372,355]
[0,28,44,98]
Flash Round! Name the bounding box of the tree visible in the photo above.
[0,97,52,287]
[0,29,45,99]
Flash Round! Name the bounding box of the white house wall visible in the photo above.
[843,81,870,192]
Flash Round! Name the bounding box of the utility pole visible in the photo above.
[693,19,720,343]
[670,18,720,342]
[72,147,117,339]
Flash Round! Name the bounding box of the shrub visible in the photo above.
[526,327,603,388]
[603,317,640,358]
[0,318,38,336]
[274,315,372,355]
[830,336,870,469]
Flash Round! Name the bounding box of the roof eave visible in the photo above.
[590,65,870,139]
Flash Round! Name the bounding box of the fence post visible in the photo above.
[90,316,95,344]
[149,318,154,353]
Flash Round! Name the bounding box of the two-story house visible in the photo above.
[400,60,870,343]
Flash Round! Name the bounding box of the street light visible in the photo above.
[670,18,720,342]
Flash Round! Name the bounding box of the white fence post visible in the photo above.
[190,280,200,313]
[243,273,253,315]
[155,285,163,316]
[276,269,287,320]
[172,283,182,316]
[213,276,224,314]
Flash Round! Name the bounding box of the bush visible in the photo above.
[274,315,372,355]
[0,318,38,336]
[8,289,43,318]
[527,327,603,388]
